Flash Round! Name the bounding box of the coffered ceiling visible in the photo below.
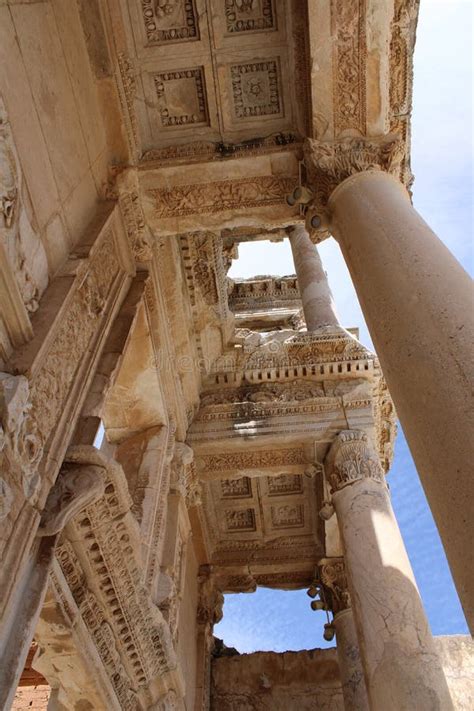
[117,0,309,153]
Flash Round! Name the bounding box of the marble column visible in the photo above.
[288,224,340,331]
[317,558,369,711]
[325,168,474,630]
[325,430,453,711]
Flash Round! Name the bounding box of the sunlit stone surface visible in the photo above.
[1,1,472,709]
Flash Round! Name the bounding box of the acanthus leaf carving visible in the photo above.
[325,429,385,493]
[303,134,405,219]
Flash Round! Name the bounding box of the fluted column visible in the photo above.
[317,558,369,711]
[325,430,453,711]
[288,224,340,331]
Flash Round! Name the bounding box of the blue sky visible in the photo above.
[216,0,472,652]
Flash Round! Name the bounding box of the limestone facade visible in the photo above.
[1,1,473,710]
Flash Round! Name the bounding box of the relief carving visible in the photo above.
[225,0,275,34]
[317,557,351,616]
[0,372,43,500]
[149,175,296,218]
[141,0,199,45]
[196,448,306,473]
[154,67,209,128]
[0,97,48,314]
[230,60,282,120]
[303,134,405,217]
[331,0,367,136]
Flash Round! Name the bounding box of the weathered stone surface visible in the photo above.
[2,3,471,711]
[211,648,344,711]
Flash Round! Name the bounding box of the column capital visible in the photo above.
[318,557,351,617]
[302,134,405,238]
[325,430,385,493]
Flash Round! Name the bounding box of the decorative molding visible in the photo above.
[141,0,199,45]
[116,169,153,262]
[271,503,304,528]
[331,0,367,136]
[140,133,301,166]
[303,134,405,213]
[267,474,303,496]
[221,477,252,498]
[224,0,276,34]
[224,507,256,532]
[116,53,139,158]
[153,67,209,128]
[148,175,296,218]
[230,59,282,120]
[56,454,177,708]
[325,430,385,493]
[196,448,306,474]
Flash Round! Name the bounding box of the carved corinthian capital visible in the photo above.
[325,430,385,493]
[318,557,351,616]
[302,134,406,237]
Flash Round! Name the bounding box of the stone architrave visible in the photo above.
[325,430,453,710]
[303,135,474,630]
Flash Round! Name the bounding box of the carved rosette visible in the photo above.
[325,430,385,493]
[318,557,351,617]
[302,135,406,239]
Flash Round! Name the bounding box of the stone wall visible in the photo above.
[211,648,344,711]
[211,636,474,711]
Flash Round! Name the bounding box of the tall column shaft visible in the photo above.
[334,609,369,711]
[316,558,369,711]
[288,224,340,330]
[328,169,474,629]
[326,431,453,711]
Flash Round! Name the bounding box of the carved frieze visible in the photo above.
[331,0,367,136]
[325,430,385,493]
[196,448,306,474]
[149,175,296,218]
[27,229,121,452]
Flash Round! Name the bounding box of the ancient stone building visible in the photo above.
[0,1,473,710]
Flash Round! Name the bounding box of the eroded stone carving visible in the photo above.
[0,97,48,314]
[325,430,385,493]
[0,372,43,500]
[149,175,296,218]
[141,0,199,45]
[303,134,405,218]
[317,557,351,616]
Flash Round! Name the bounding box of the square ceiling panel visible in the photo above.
[121,0,308,151]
